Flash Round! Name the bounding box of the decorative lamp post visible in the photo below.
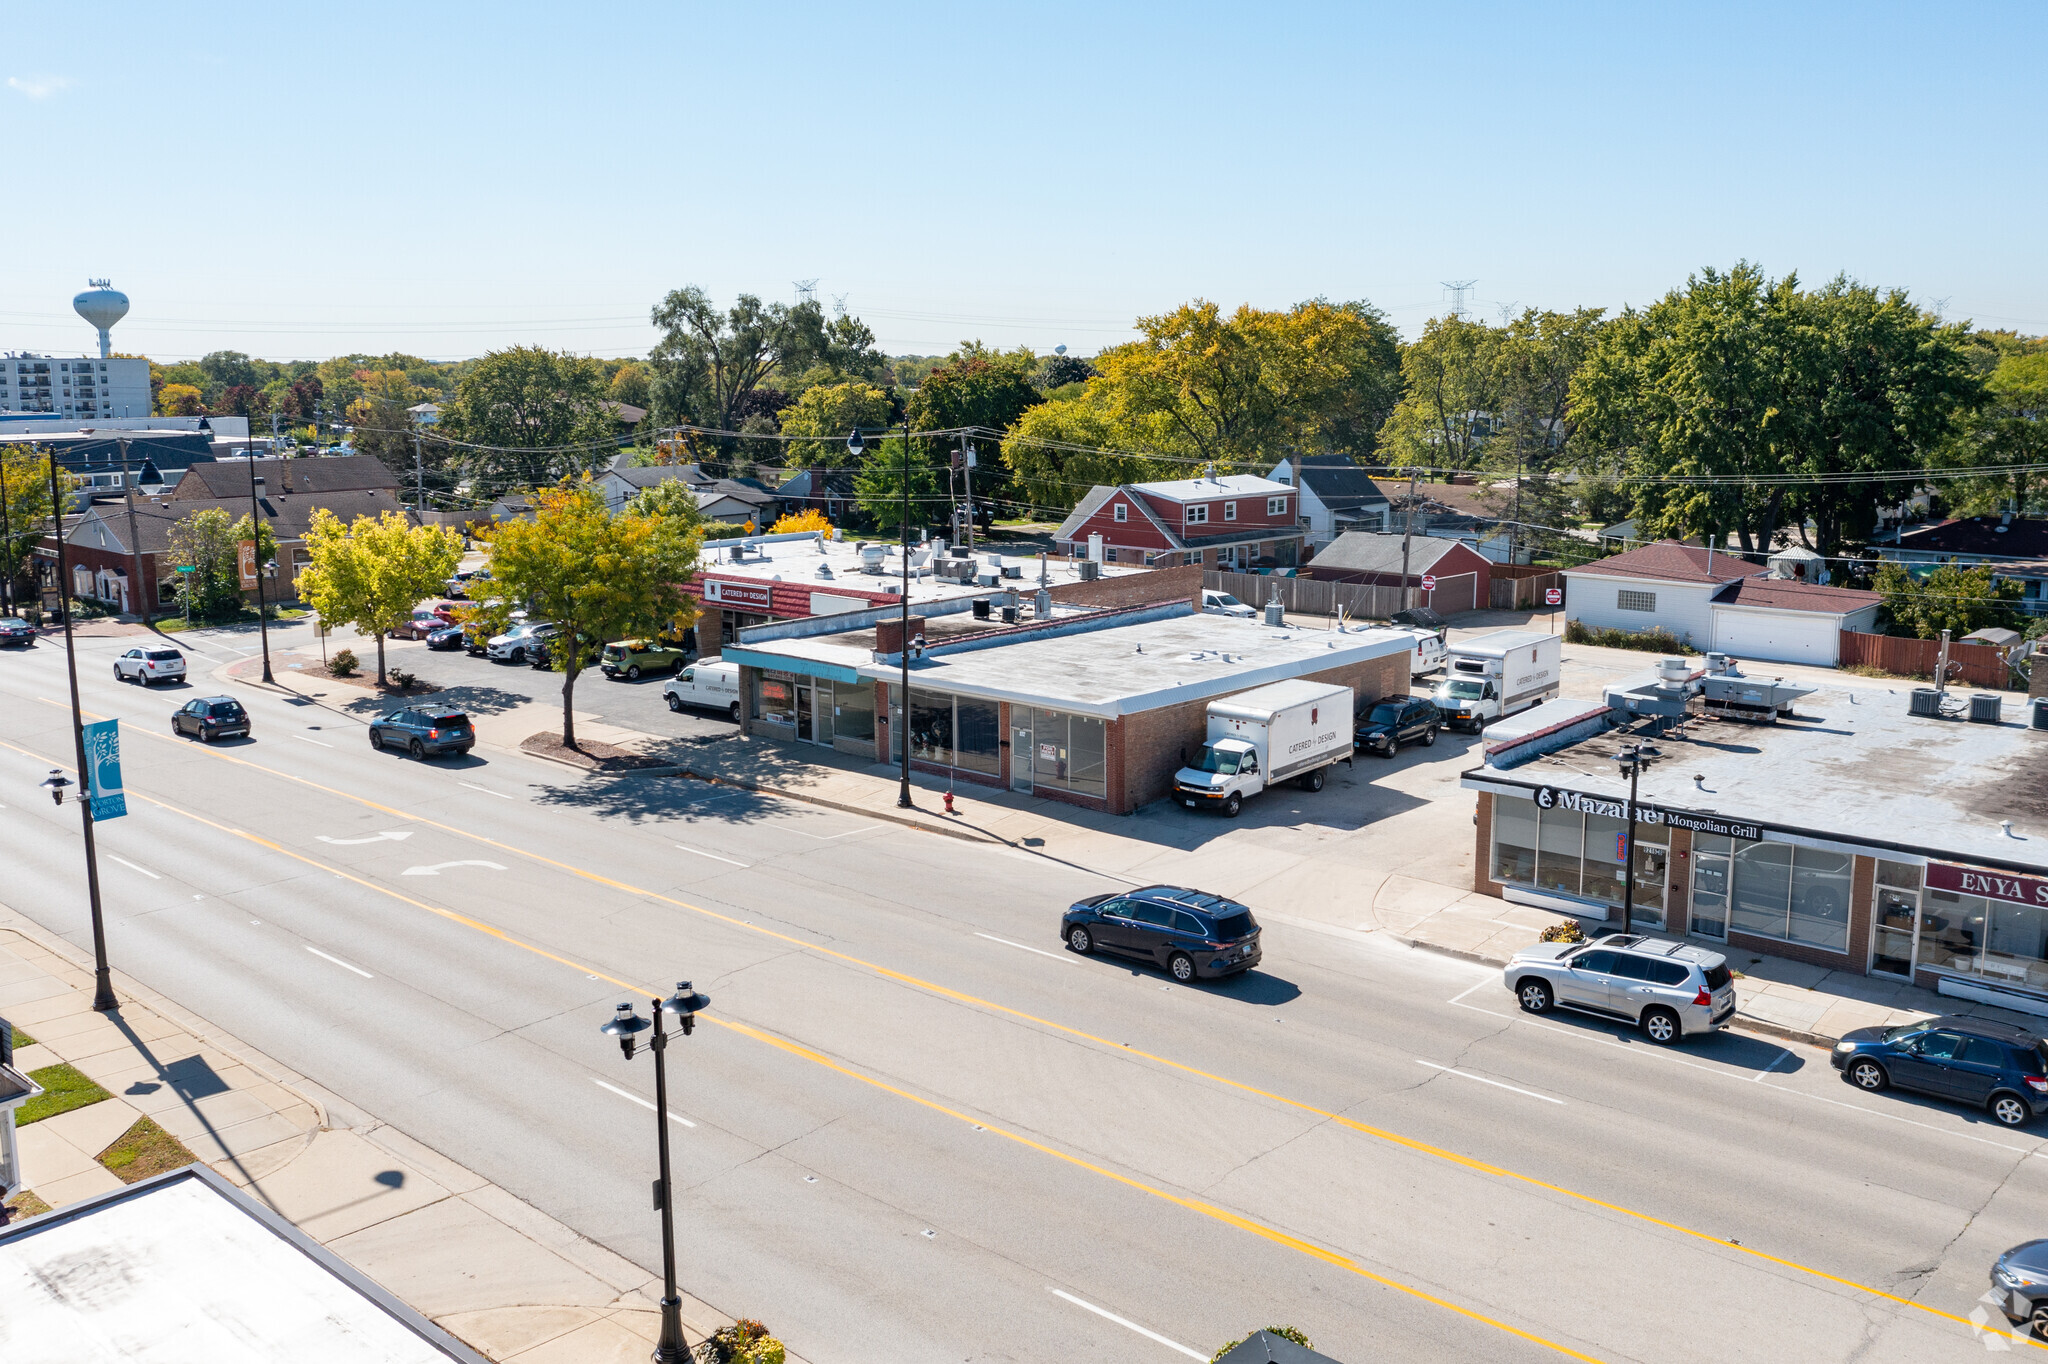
[1616,742,1662,937]
[851,427,915,809]
[247,461,274,684]
[601,981,711,1364]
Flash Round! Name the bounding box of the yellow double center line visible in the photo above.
[8,702,2032,1355]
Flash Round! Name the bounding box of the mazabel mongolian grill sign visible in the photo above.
[1531,786,1762,841]
[1926,862,2048,908]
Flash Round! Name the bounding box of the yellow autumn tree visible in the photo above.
[769,508,833,536]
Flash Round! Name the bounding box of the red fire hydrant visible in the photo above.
[943,788,956,816]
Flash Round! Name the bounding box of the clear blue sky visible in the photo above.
[5,1,2043,363]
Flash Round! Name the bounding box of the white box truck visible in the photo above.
[1434,630,1560,732]
[1172,679,1352,817]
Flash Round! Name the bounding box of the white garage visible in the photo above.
[1710,608,1841,665]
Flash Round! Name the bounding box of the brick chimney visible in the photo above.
[875,615,925,656]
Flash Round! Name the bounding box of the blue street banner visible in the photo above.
[82,719,126,821]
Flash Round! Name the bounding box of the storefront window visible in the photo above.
[1580,812,1629,909]
[908,688,953,767]
[1535,809,1584,897]
[1490,798,1666,923]
[954,696,1001,775]
[833,681,874,741]
[1729,841,1848,952]
[1731,843,1793,939]
[1919,890,1987,975]
[1025,708,1106,797]
[1492,798,1538,886]
[755,674,796,727]
[1982,900,2048,991]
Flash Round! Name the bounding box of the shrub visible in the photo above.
[1540,920,1587,944]
[700,521,753,541]
[328,649,358,677]
[1563,619,1693,654]
[388,669,417,690]
[707,1320,785,1364]
[1211,1327,1313,1363]
[770,508,834,537]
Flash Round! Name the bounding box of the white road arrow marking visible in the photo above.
[317,831,415,845]
[401,860,506,876]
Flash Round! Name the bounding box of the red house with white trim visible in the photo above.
[1053,475,1304,568]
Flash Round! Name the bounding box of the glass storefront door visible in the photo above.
[1871,861,1921,977]
[1010,727,1033,792]
[1690,833,1732,940]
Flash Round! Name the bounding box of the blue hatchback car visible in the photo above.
[1060,886,1262,983]
[1831,1015,2048,1128]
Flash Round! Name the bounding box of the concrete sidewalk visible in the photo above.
[0,904,790,1363]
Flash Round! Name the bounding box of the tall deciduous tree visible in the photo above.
[906,347,1042,512]
[166,508,278,621]
[0,448,56,606]
[487,481,701,748]
[853,437,941,537]
[158,383,204,417]
[778,381,894,472]
[1947,350,2048,515]
[434,346,615,490]
[296,510,463,684]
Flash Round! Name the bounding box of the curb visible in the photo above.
[673,767,1009,846]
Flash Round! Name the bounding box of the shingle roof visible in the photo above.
[1054,486,1118,542]
[1568,540,1753,585]
[1308,531,1474,575]
[1283,454,1388,510]
[1894,516,2048,560]
[69,487,421,556]
[169,454,400,500]
[1710,578,1882,614]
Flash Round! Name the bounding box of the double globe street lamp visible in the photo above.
[601,982,710,1364]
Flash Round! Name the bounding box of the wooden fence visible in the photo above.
[1205,571,1408,620]
[1837,630,2018,690]
[1489,571,1566,611]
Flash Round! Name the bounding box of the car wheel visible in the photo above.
[369,729,382,749]
[1990,1093,2033,1128]
[1067,925,1093,954]
[114,665,125,681]
[1422,726,1438,747]
[1222,792,1242,817]
[2030,1302,2048,1340]
[729,702,742,723]
[666,693,683,712]
[1168,952,1196,983]
[509,648,525,665]
[1298,767,1325,792]
[626,665,641,680]
[1848,1058,1888,1092]
[199,728,214,743]
[1641,1007,1681,1045]
[1517,979,1554,1014]
[409,739,427,760]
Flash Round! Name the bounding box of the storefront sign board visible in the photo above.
[1926,861,2048,908]
[1530,785,1761,841]
[704,579,773,611]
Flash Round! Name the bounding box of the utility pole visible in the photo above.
[961,434,977,553]
[116,438,147,621]
[1399,468,1418,612]
[0,453,14,615]
[898,418,913,809]
[413,431,425,514]
[246,436,274,685]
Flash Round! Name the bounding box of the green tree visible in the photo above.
[906,348,1043,513]
[158,383,204,417]
[629,477,705,524]
[296,509,463,684]
[1379,316,1506,470]
[1946,350,2048,515]
[853,437,941,537]
[608,362,651,409]
[166,507,277,621]
[778,382,893,471]
[487,480,701,748]
[1873,560,2022,639]
[0,448,57,607]
[434,346,615,489]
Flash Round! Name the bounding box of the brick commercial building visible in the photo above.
[1461,679,2048,1014]
[724,599,1413,813]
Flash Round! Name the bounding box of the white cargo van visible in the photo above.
[1172,679,1352,817]
[1435,630,1560,731]
[663,660,742,722]
[1397,628,1447,680]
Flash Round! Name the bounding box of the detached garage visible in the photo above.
[1303,532,1492,615]
[1564,541,1880,667]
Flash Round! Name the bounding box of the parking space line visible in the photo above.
[293,734,333,748]
[1416,1060,1563,1104]
[675,844,748,868]
[591,1077,696,1127]
[1049,1289,1204,1360]
[777,822,866,839]
[1753,1052,1792,1082]
[975,932,1074,963]
[107,854,160,880]
[304,945,374,978]
[1447,977,1494,1006]
[458,782,512,799]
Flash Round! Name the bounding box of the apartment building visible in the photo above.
[0,353,151,420]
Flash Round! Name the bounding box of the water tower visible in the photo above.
[73,280,130,359]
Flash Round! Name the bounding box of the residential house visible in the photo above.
[1268,454,1390,548]
[1876,515,2048,616]
[776,467,856,523]
[167,453,401,501]
[1563,540,1882,666]
[4,431,217,504]
[596,463,780,525]
[597,463,713,511]
[1054,475,1303,568]
[1301,531,1493,614]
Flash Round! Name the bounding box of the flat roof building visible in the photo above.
[1461,677,2048,1015]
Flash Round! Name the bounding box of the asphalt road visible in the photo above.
[0,624,2042,1363]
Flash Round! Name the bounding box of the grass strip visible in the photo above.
[96,1115,198,1184]
[6,1023,34,1048]
[4,1190,52,1221]
[19,1063,111,1125]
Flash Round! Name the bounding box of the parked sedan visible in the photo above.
[1832,1016,2048,1128]
[424,624,466,651]
[369,707,475,759]
[172,696,250,742]
[1991,1241,2048,1338]
[392,603,458,640]
[1061,886,1262,983]
[1354,696,1441,756]
[0,617,34,647]
[115,646,186,685]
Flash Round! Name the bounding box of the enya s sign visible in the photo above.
[1926,861,2048,908]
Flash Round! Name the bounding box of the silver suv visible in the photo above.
[1503,933,1736,1044]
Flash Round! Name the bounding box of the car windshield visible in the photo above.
[1881,1024,1929,1043]
[1367,703,1402,725]
[1211,594,1243,608]
[1442,680,1485,699]
[1189,745,1242,775]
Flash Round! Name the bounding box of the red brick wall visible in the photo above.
[1847,856,1875,973]
[1727,930,1852,972]
[1045,564,1205,611]
[1474,791,1502,898]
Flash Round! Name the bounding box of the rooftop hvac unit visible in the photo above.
[1909,687,1940,717]
[1078,560,1101,581]
[1000,605,1018,624]
[1970,693,2003,724]
[972,597,992,620]
[1657,657,1690,683]
[2032,697,2048,730]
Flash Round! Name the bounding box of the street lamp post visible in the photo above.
[601,982,710,1364]
[44,455,118,1013]
[246,457,274,684]
[849,427,915,809]
[1616,741,1662,938]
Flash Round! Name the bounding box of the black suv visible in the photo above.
[1355,696,1441,756]
[1832,1015,2048,1128]
[1061,886,1261,983]
[369,707,476,759]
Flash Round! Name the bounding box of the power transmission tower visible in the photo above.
[1442,280,1477,320]
[794,279,819,305]
[829,292,849,316]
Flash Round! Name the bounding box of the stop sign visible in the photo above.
[1420,574,1437,592]
[1545,587,1562,606]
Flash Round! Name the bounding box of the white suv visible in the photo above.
[486,621,555,664]
[1504,933,1737,1044]
[114,646,186,686]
